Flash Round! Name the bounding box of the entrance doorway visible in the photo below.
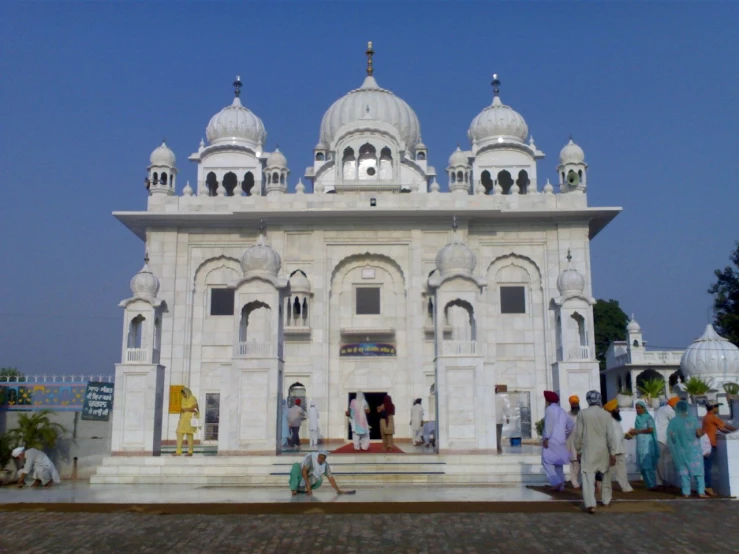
[347,392,386,440]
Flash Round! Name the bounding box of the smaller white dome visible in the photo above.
[468,95,529,145]
[289,271,311,293]
[182,181,193,197]
[627,315,641,333]
[681,324,739,383]
[543,179,554,194]
[557,255,585,295]
[295,179,306,194]
[559,138,585,165]
[241,234,281,276]
[150,141,175,167]
[448,146,468,167]
[430,179,441,193]
[206,96,267,147]
[130,259,160,299]
[266,147,287,168]
[436,237,476,276]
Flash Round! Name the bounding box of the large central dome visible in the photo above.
[319,75,421,149]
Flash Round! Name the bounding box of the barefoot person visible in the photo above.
[289,451,345,496]
[541,391,574,492]
[667,400,708,498]
[347,392,371,451]
[12,447,60,488]
[174,387,199,456]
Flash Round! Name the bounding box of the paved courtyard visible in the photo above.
[1,501,737,553]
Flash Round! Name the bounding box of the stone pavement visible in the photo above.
[0,501,737,553]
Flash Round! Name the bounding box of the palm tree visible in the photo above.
[8,410,66,450]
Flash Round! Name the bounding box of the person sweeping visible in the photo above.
[288,451,352,496]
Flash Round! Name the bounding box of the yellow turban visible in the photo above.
[568,395,579,405]
[668,397,680,408]
[603,398,618,412]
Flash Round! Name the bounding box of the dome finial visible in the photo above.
[259,218,267,235]
[144,251,150,264]
[452,215,458,232]
[366,41,375,76]
[566,249,572,263]
[491,73,501,97]
[233,75,242,98]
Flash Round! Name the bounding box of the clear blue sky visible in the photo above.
[2,2,738,375]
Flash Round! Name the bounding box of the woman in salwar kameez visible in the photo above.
[289,452,345,496]
[667,400,708,498]
[347,393,371,451]
[174,387,199,456]
[628,401,660,489]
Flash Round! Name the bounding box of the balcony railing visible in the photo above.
[557,345,594,362]
[126,348,149,363]
[236,342,276,358]
[442,340,478,356]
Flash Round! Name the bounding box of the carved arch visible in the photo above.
[193,255,242,287]
[329,252,407,294]
[486,253,543,285]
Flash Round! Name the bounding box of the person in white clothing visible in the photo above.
[346,392,371,451]
[410,398,424,446]
[603,399,634,492]
[654,397,679,487]
[495,386,511,454]
[541,391,575,492]
[308,400,320,447]
[12,447,60,488]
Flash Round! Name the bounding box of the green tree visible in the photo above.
[593,299,629,370]
[709,241,739,346]
[8,411,66,450]
[0,368,23,380]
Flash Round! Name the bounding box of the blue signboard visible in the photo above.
[339,343,396,357]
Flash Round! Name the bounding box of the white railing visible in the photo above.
[126,348,149,363]
[236,342,275,357]
[0,374,114,384]
[643,351,683,364]
[567,345,593,361]
[442,340,477,356]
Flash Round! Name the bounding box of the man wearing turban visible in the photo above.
[603,399,634,492]
[566,395,581,489]
[574,390,618,513]
[541,391,574,492]
[12,447,60,488]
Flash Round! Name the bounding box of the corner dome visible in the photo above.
[436,237,476,277]
[319,75,421,149]
[448,146,468,167]
[266,148,287,168]
[206,94,267,147]
[627,315,641,333]
[150,141,175,167]
[559,138,585,164]
[289,271,311,293]
[130,259,160,299]
[468,95,528,145]
[241,234,281,276]
[557,255,585,295]
[681,324,739,384]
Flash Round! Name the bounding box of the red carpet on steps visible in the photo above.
[331,443,405,454]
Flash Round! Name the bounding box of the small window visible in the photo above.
[500,286,525,314]
[210,288,235,316]
[356,287,381,315]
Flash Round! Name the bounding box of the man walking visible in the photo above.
[603,398,634,492]
[566,395,581,489]
[574,391,617,514]
[288,399,306,449]
[541,391,574,492]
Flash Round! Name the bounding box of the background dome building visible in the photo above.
[105,43,622,480]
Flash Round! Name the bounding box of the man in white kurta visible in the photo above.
[410,399,424,446]
[574,391,617,513]
[541,391,574,490]
[603,399,633,492]
[495,389,511,454]
[12,447,60,487]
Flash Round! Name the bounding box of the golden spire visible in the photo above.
[366,41,374,76]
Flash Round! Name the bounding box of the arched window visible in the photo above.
[516,170,529,194]
[578,169,583,179]
[379,147,393,180]
[444,299,476,341]
[242,172,255,196]
[292,296,301,320]
[456,170,463,183]
[417,151,426,160]
[222,172,237,196]
[570,312,587,346]
[450,172,456,183]
[633,339,639,347]
[152,172,158,184]
[302,298,308,324]
[280,173,285,185]
[316,152,325,161]
[161,172,168,185]
[427,297,434,326]
[358,143,377,179]
[272,171,279,184]
[481,170,493,194]
[128,315,145,349]
[288,382,306,409]
[342,147,356,180]
[561,171,565,182]
[206,172,218,196]
[239,301,271,343]
[497,170,513,195]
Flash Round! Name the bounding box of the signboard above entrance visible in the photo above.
[340,343,396,357]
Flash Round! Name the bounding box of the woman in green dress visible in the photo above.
[289,451,346,496]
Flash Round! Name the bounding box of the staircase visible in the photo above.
[90,453,549,487]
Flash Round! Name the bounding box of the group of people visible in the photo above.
[281,399,321,450]
[540,389,736,513]
[346,393,396,451]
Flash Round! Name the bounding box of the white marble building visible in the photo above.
[110,45,620,455]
